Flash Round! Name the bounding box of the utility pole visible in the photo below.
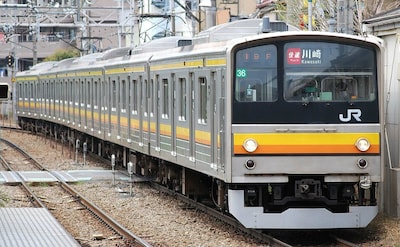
[337,0,354,34]
[308,0,312,31]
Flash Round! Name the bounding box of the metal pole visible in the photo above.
[75,139,80,164]
[128,161,133,196]
[111,154,116,186]
[83,142,87,166]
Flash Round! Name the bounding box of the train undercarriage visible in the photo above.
[18,117,379,229]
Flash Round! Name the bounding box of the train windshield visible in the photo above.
[284,42,376,103]
[233,40,379,124]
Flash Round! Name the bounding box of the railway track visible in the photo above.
[149,179,293,247]
[0,127,372,246]
[0,137,151,247]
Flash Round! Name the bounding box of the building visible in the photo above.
[0,1,258,75]
[363,7,400,218]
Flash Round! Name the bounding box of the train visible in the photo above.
[15,18,383,229]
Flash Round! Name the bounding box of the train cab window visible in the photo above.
[234,44,277,102]
[284,42,376,103]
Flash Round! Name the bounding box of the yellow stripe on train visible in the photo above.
[234,132,380,154]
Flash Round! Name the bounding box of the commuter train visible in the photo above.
[15,18,383,229]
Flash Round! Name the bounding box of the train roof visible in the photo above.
[16,17,382,78]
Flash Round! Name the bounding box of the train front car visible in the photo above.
[227,33,383,229]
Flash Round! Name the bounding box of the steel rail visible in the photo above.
[56,179,153,247]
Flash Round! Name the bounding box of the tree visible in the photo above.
[43,49,80,62]
[271,0,400,33]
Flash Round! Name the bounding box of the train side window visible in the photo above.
[199,77,207,124]
[178,78,187,121]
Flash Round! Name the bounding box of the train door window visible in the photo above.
[46,81,50,115]
[131,79,138,115]
[162,78,169,119]
[140,76,144,117]
[75,79,79,120]
[30,82,34,102]
[178,77,187,121]
[82,79,85,122]
[64,80,68,119]
[36,83,43,109]
[87,78,91,108]
[121,79,127,113]
[57,80,61,117]
[199,77,207,124]
[94,79,98,108]
[53,80,56,116]
[150,78,154,117]
[142,79,148,117]
[112,79,117,111]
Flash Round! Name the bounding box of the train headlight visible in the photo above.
[355,138,370,152]
[243,138,258,153]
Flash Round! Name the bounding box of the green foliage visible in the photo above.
[43,49,80,62]
[0,191,10,207]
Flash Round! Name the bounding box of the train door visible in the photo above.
[127,76,131,141]
[117,76,121,139]
[175,72,190,162]
[100,77,106,138]
[121,76,128,142]
[210,71,217,168]
[194,71,213,172]
[84,78,89,129]
[129,78,140,143]
[97,77,102,135]
[111,78,118,138]
[148,75,159,154]
[90,78,95,132]
[104,77,111,138]
[189,72,195,161]
[171,73,176,156]
[30,81,35,117]
[79,79,84,126]
[138,75,144,148]
[62,80,67,121]
[155,74,161,151]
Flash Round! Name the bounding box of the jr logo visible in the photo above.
[339,109,362,122]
